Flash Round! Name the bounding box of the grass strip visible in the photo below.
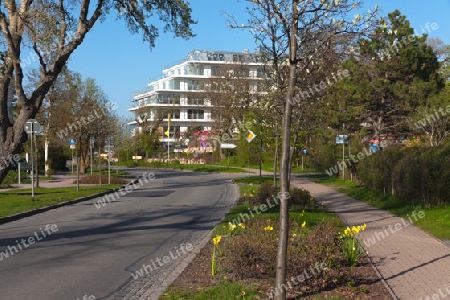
[314,177,450,240]
[0,185,121,217]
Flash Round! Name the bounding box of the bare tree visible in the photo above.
[230,1,378,298]
[0,0,195,182]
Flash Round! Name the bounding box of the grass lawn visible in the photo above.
[0,185,121,218]
[314,177,450,240]
[216,158,318,174]
[160,281,261,300]
[234,175,279,185]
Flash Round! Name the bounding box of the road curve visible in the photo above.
[0,168,240,300]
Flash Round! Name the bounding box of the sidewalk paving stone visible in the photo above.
[292,177,450,300]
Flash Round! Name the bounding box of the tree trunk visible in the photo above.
[275,2,298,299]
[45,136,50,176]
[273,127,278,189]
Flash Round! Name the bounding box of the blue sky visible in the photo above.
[66,0,450,120]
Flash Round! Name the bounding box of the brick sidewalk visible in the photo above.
[292,177,450,300]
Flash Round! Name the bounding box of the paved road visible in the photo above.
[0,168,240,300]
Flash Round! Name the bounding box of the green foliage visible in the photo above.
[0,170,28,186]
[316,177,450,240]
[234,176,278,185]
[160,280,261,300]
[289,187,316,208]
[338,224,367,267]
[323,10,444,139]
[0,185,121,217]
[48,146,69,172]
[356,143,450,207]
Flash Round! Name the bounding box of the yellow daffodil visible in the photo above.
[249,193,253,198]
[301,221,306,228]
[213,235,222,246]
[243,193,247,197]
[238,223,245,229]
[264,226,274,231]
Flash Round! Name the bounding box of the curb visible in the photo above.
[148,182,241,300]
[0,177,142,226]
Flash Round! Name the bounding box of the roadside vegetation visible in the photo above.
[161,177,392,299]
[124,159,248,173]
[314,176,450,241]
[0,185,122,218]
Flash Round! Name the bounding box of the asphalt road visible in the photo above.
[0,168,240,300]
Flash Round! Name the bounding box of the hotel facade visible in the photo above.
[128,50,267,151]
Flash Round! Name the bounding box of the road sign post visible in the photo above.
[105,137,114,184]
[69,138,77,174]
[25,119,41,200]
[220,144,237,167]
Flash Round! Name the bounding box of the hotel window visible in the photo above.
[156,94,180,104]
[187,80,202,91]
[165,111,180,119]
[187,97,204,105]
[188,109,204,120]
[211,66,219,76]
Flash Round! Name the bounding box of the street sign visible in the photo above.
[200,135,206,141]
[24,119,41,134]
[105,145,115,152]
[201,141,207,147]
[220,143,237,149]
[69,137,77,145]
[243,130,256,143]
[335,135,348,144]
[89,137,95,148]
[70,144,76,149]
[302,149,310,155]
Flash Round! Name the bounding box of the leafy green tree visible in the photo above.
[325,10,444,140]
[0,0,195,183]
[412,82,450,146]
[30,68,82,175]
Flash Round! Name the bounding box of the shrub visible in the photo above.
[258,182,277,203]
[290,187,315,207]
[356,142,450,207]
[1,170,28,185]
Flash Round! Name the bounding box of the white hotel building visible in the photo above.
[128,50,266,148]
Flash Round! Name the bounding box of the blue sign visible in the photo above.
[69,138,77,145]
[302,149,310,155]
[369,143,378,153]
[201,141,207,147]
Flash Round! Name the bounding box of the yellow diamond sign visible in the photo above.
[244,130,256,143]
